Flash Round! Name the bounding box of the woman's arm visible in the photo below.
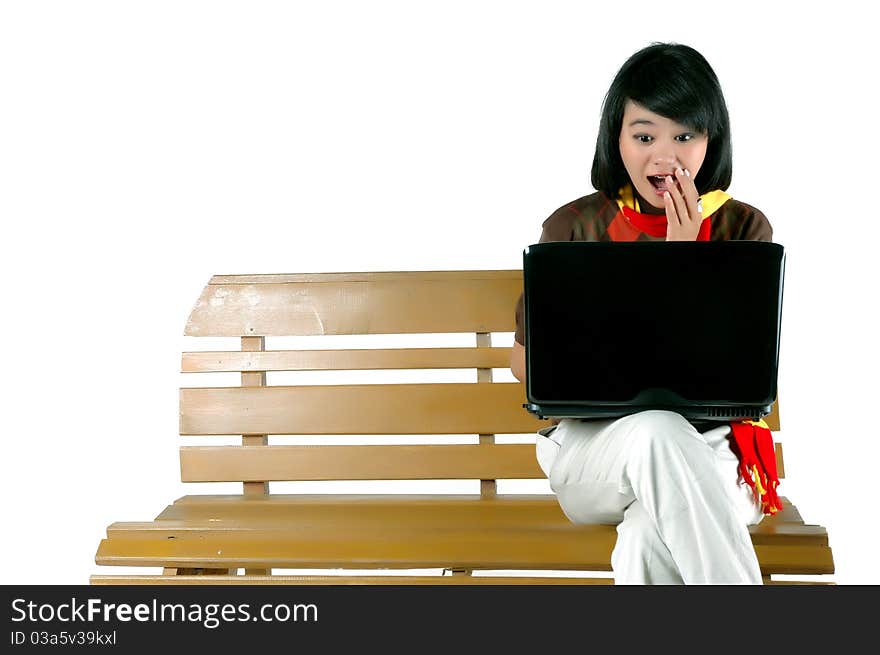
[510,340,526,383]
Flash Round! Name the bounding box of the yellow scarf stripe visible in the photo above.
[750,464,767,496]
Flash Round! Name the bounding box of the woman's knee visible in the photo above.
[619,410,701,453]
[621,410,692,433]
[554,481,629,525]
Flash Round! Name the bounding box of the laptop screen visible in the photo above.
[524,241,784,408]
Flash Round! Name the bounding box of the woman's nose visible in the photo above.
[653,152,679,170]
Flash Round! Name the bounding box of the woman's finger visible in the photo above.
[675,167,701,222]
[664,190,680,227]
[667,175,690,224]
[675,168,703,222]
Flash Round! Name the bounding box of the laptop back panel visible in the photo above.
[523,241,785,420]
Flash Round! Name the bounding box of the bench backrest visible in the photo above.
[180,271,781,498]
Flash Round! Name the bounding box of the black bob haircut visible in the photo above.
[591,42,733,198]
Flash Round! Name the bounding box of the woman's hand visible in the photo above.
[664,167,703,241]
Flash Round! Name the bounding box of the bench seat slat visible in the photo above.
[96,495,829,574]
[91,575,614,585]
[156,494,803,530]
[95,530,833,574]
[180,383,545,435]
[89,575,831,585]
[105,520,828,546]
[92,529,620,571]
[110,493,826,547]
[180,444,544,482]
[151,495,612,534]
[182,348,513,373]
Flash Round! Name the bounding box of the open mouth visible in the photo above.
[648,174,674,191]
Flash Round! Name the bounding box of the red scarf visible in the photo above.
[730,420,783,515]
[620,205,712,241]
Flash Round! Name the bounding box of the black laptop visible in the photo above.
[522,241,785,421]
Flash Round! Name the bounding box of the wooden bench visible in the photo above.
[92,271,834,584]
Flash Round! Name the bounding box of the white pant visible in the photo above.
[536,410,765,584]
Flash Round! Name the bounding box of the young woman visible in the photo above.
[510,42,779,584]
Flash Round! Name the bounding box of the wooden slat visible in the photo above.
[765,399,780,432]
[763,579,836,585]
[112,492,827,547]
[153,495,808,535]
[105,519,828,547]
[95,528,619,570]
[169,493,559,506]
[179,382,546,435]
[162,494,801,518]
[146,497,584,530]
[94,528,832,574]
[240,337,268,513]
[182,347,513,373]
[91,575,613,585]
[185,272,524,337]
[182,448,787,487]
[209,271,523,284]
[180,444,544,482]
[160,494,573,521]
[477,332,497,498]
[777,496,800,522]
[91,574,835,585]
[749,525,828,546]
[96,494,831,576]
[179,383,784,444]
[116,495,827,548]
[752,544,835,575]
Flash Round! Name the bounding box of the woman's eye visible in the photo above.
[635,134,653,144]
[675,133,694,142]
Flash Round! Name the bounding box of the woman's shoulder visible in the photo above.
[540,191,617,241]
[542,191,611,225]
[713,196,774,242]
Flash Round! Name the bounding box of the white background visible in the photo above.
[2,1,877,584]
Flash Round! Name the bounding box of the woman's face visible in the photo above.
[618,100,709,210]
